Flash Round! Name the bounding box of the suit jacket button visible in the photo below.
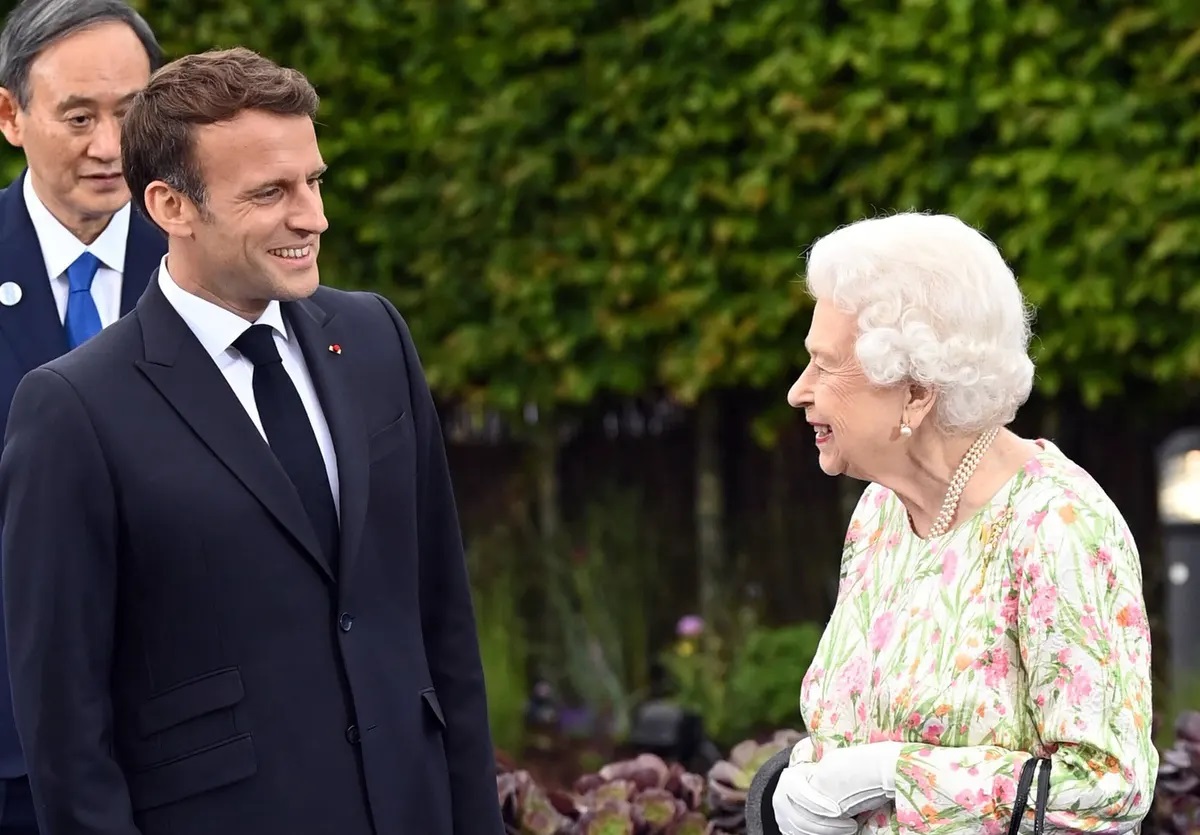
[345,724,360,744]
[338,613,354,632]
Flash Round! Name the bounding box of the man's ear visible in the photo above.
[142,181,201,239]
[0,88,24,148]
[901,383,937,432]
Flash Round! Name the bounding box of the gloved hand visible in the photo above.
[773,762,859,835]
[808,741,904,817]
[772,741,905,835]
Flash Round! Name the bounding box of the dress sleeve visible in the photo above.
[788,735,816,766]
[888,493,1158,834]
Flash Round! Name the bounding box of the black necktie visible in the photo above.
[233,324,339,571]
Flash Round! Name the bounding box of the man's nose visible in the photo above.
[87,115,121,163]
[290,186,329,235]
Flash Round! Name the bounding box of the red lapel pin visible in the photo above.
[328,344,342,355]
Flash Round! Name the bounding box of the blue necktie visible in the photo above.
[64,252,102,349]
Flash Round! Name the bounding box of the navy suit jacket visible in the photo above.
[0,277,503,835]
[0,171,166,776]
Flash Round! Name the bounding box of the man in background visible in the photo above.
[0,47,502,835]
[0,1,164,831]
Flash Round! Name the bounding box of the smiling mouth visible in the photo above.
[268,246,311,259]
[812,424,832,442]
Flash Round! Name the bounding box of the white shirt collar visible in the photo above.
[156,255,288,365]
[22,171,130,279]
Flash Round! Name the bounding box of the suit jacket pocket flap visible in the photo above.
[369,412,408,462]
[129,734,257,811]
[138,667,245,737]
[421,687,446,728]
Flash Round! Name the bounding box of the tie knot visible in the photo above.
[67,251,101,293]
[233,324,282,366]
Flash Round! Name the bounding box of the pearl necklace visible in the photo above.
[925,427,1000,538]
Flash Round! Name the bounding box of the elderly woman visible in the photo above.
[773,213,1157,834]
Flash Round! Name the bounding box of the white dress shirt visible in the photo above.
[23,173,128,327]
[157,257,341,515]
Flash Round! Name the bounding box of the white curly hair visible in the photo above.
[804,212,1036,434]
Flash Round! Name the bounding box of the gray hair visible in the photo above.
[0,0,163,108]
[805,212,1035,434]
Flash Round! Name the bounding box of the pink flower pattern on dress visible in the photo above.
[789,440,1157,834]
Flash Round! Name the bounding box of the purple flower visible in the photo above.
[676,614,704,637]
[558,707,595,736]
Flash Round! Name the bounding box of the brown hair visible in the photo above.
[121,46,319,218]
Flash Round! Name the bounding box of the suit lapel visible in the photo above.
[120,210,165,314]
[134,279,335,583]
[285,298,369,583]
[0,173,167,370]
[0,173,69,369]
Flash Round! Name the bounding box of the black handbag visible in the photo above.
[1006,756,1052,835]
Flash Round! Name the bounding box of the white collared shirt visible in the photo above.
[23,172,129,327]
[156,257,340,514]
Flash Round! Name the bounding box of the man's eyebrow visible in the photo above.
[237,178,287,199]
[237,165,329,199]
[56,91,139,113]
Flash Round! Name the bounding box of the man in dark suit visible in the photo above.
[0,46,502,835]
[0,2,164,831]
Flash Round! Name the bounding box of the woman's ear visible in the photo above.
[901,383,937,431]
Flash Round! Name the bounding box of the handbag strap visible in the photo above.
[1006,756,1052,835]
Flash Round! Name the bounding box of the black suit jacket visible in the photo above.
[0,170,165,778]
[0,171,164,438]
[0,276,503,835]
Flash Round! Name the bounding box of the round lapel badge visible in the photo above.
[0,282,22,307]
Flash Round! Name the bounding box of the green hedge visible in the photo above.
[4,0,1199,419]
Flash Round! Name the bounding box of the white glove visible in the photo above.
[773,762,860,835]
[808,741,904,817]
[772,741,905,835]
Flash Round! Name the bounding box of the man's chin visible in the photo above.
[274,268,321,301]
[76,192,132,220]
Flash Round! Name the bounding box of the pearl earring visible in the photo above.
[899,422,912,438]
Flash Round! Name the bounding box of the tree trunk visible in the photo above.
[695,394,726,628]
[532,420,561,553]
[528,417,563,681]
[1039,397,1061,445]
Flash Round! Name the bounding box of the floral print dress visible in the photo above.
[792,439,1158,834]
